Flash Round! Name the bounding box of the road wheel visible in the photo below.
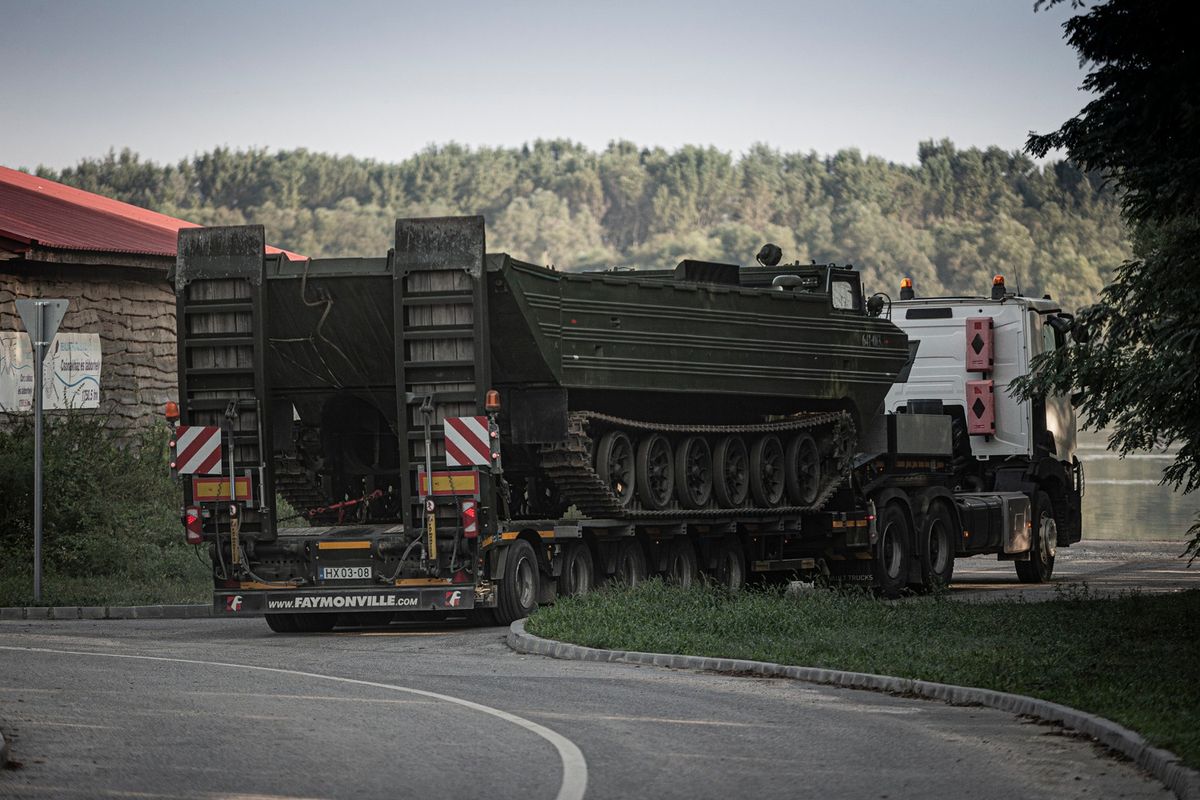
[559,542,596,597]
[293,613,338,633]
[749,435,785,507]
[612,538,648,587]
[265,614,299,633]
[636,434,674,510]
[713,435,749,507]
[1016,491,1057,583]
[675,436,713,509]
[872,502,911,598]
[664,538,699,588]
[495,539,540,624]
[784,433,821,506]
[595,431,635,507]
[917,502,956,591]
[712,535,746,591]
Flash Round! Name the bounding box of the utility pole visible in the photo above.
[16,298,68,603]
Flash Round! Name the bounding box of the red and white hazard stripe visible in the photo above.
[174,426,223,475]
[443,415,492,467]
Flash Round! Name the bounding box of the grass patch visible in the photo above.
[0,414,210,607]
[529,580,1200,768]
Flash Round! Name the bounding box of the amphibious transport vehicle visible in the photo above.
[168,216,1083,631]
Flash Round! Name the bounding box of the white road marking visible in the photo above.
[0,645,588,800]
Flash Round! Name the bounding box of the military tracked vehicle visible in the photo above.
[168,217,1083,631]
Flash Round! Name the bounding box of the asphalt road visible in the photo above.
[951,539,1197,600]
[0,610,1172,799]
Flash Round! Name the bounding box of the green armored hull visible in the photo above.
[489,257,911,428]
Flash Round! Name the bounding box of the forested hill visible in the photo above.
[33,139,1129,310]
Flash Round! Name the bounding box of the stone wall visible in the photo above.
[0,261,176,433]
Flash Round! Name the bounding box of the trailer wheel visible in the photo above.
[712,535,746,591]
[265,614,299,634]
[675,436,713,509]
[872,503,910,598]
[595,431,636,507]
[636,434,675,510]
[495,539,540,624]
[612,539,648,587]
[713,435,749,507]
[293,613,338,633]
[1016,491,1057,583]
[664,538,699,588]
[917,502,955,591]
[560,542,596,597]
[749,435,785,507]
[784,433,821,506]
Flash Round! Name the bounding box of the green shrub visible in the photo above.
[0,414,204,591]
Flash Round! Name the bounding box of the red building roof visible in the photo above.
[0,165,304,261]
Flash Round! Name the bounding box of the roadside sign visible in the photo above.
[0,332,102,412]
[16,299,68,354]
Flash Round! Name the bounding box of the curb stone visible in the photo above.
[508,619,1200,800]
[0,605,212,620]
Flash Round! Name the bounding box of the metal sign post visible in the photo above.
[16,298,69,603]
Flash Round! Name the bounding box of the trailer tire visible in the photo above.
[265,614,299,633]
[612,539,648,587]
[917,502,955,591]
[293,613,338,633]
[664,538,699,588]
[872,502,910,599]
[495,539,540,625]
[712,535,746,591]
[560,542,596,597]
[1016,491,1057,583]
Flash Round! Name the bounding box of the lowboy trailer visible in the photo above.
[167,217,1082,631]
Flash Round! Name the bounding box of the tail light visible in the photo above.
[461,500,479,539]
[183,506,203,545]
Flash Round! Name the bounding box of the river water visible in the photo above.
[1077,428,1198,542]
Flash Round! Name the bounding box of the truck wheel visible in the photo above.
[872,502,910,599]
[917,502,956,591]
[495,539,540,624]
[749,435,785,507]
[636,434,675,510]
[612,539,648,587]
[560,542,595,597]
[1016,491,1057,583]
[713,435,749,507]
[265,614,299,633]
[675,436,713,508]
[595,431,636,507]
[712,535,746,591]
[784,433,821,506]
[664,538,699,588]
[293,613,338,633]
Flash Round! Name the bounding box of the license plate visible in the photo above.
[320,566,372,580]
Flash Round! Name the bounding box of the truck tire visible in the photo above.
[293,613,338,633]
[664,538,699,588]
[612,538,648,587]
[265,614,299,633]
[917,502,955,591]
[872,502,910,598]
[712,535,746,591]
[494,539,541,624]
[560,542,595,597]
[1016,491,1057,583]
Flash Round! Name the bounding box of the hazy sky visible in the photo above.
[1,0,1085,170]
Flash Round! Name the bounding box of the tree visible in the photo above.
[1018,0,1200,556]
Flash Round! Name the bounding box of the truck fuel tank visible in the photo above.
[956,492,1032,554]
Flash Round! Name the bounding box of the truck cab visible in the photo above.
[885,276,1084,565]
